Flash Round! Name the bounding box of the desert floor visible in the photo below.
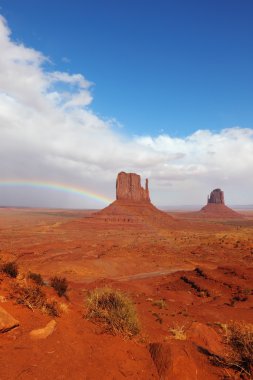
[0,207,252,379]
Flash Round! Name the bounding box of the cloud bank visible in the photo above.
[0,15,252,207]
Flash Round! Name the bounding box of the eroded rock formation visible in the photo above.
[94,171,173,225]
[116,172,150,202]
[200,188,242,219]
[207,189,224,204]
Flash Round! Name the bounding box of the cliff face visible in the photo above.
[208,189,224,205]
[116,172,150,202]
[94,171,174,224]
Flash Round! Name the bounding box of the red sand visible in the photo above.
[0,207,252,379]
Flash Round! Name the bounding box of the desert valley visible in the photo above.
[0,172,252,380]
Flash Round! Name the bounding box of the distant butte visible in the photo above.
[207,188,224,204]
[94,171,174,224]
[200,188,241,219]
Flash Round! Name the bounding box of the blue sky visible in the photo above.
[0,1,252,207]
[1,0,253,137]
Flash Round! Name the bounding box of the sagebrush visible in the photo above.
[10,283,59,316]
[86,287,140,337]
[1,261,18,278]
[50,276,68,297]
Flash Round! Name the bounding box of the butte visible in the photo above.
[94,171,174,225]
[199,188,242,219]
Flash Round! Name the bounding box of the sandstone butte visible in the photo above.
[200,188,241,218]
[94,171,174,224]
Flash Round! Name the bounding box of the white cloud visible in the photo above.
[0,15,252,207]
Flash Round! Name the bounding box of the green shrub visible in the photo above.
[86,287,140,337]
[50,276,68,297]
[1,261,18,278]
[27,272,44,286]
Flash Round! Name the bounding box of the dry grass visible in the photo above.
[209,321,253,378]
[86,287,140,337]
[152,299,167,309]
[224,321,253,377]
[169,324,187,340]
[50,276,68,297]
[10,283,59,317]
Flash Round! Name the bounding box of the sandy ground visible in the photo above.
[0,207,252,379]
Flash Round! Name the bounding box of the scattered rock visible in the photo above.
[30,320,56,340]
[0,305,19,333]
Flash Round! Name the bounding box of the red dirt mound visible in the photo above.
[200,203,242,219]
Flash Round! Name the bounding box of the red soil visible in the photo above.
[0,207,252,379]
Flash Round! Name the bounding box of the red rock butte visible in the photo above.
[116,172,150,203]
[95,172,174,224]
[200,188,241,219]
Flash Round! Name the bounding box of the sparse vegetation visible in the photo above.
[50,276,68,297]
[10,283,59,316]
[1,261,18,278]
[27,271,44,286]
[208,322,253,378]
[225,321,253,377]
[180,275,210,297]
[86,287,140,337]
[152,299,167,309]
[152,312,163,324]
[169,324,187,340]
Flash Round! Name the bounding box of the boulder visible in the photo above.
[149,341,199,380]
[30,319,56,340]
[0,305,19,333]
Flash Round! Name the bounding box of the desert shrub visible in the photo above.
[1,261,18,278]
[169,324,187,340]
[50,276,68,297]
[152,299,167,309]
[10,284,45,310]
[10,284,59,316]
[27,272,44,286]
[86,287,140,337]
[225,321,253,376]
[44,301,59,317]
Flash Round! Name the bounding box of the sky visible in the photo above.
[0,0,252,208]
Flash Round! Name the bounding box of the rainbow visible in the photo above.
[0,179,113,204]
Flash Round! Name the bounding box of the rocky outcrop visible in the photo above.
[116,172,150,202]
[200,188,242,219]
[30,320,56,340]
[0,305,19,333]
[94,171,174,225]
[207,189,224,204]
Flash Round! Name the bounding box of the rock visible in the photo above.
[30,320,56,340]
[207,189,224,204]
[200,188,242,218]
[149,341,199,380]
[188,322,224,356]
[116,172,150,202]
[0,305,19,333]
[94,171,174,225]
